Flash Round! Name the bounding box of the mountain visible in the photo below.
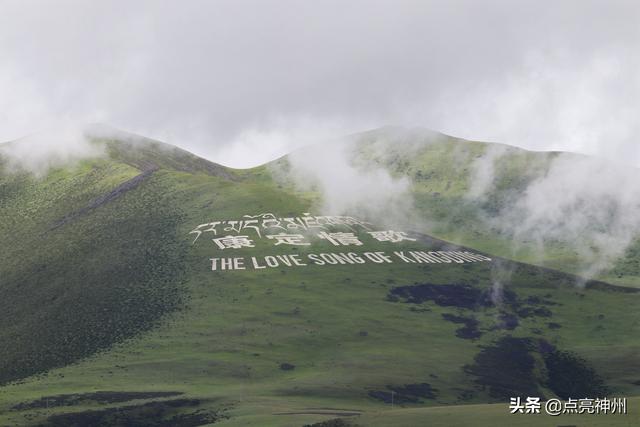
[0,127,639,426]
[307,126,640,287]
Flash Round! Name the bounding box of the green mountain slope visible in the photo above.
[0,129,639,426]
[285,126,640,288]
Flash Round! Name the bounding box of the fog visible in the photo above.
[470,149,640,282]
[282,138,415,228]
[0,1,639,167]
[0,123,104,176]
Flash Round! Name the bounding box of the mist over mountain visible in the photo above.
[2,2,640,425]
[1,127,639,426]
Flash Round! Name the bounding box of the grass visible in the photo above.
[0,131,639,426]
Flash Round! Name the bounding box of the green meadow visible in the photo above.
[0,131,638,426]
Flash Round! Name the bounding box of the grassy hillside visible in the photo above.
[0,130,639,426]
[287,126,640,288]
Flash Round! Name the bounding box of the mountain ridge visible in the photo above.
[1,126,639,426]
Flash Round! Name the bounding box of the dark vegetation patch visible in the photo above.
[441,313,468,323]
[543,350,609,399]
[441,314,482,339]
[277,410,361,416]
[387,282,550,316]
[303,419,357,427]
[388,283,491,309]
[584,280,640,293]
[40,398,223,427]
[456,389,475,401]
[464,337,542,399]
[280,363,296,371]
[368,383,437,404]
[455,322,481,339]
[524,295,559,306]
[465,336,609,401]
[12,391,183,410]
[496,312,519,330]
[388,280,564,341]
[388,233,638,347]
[516,306,552,318]
[537,338,555,355]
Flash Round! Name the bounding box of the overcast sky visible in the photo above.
[1,0,639,167]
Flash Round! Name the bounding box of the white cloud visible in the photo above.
[0,122,104,175]
[0,1,638,167]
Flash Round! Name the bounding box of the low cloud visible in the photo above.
[467,147,640,282]
[466,144,511,199]
[1,2,639,168]
[273,130,416,229]
[0,123,104,176]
